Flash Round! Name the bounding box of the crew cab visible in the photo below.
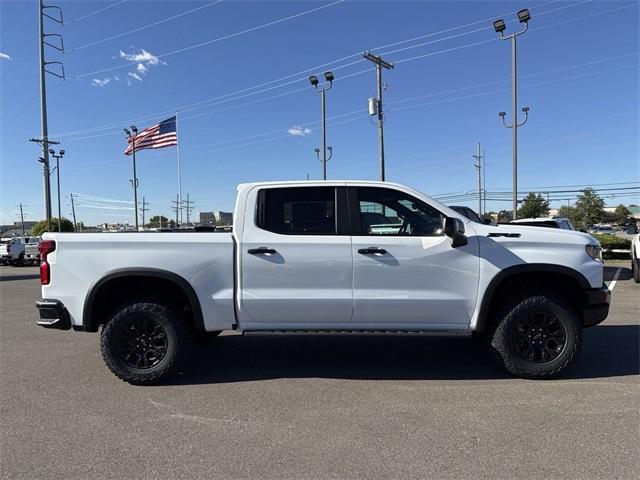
[36,181,610,384]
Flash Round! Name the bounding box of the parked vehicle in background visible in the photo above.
[0,236,40,266]
[510,217,576,230]
[631,234,640,283]
[36,180,609,385]
[24,237,41,265]
[622,224,638,234]
[449,206,482,223]
[590,225,614,235]
[0,239,11,265]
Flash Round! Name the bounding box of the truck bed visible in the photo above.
[41,232,236,331]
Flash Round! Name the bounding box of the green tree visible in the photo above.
[517,193,550,218]
[31,217,75,236]
[574,188,605,227]
[613,204,632,225]
[145,215,175,229]
[557,205,581,227]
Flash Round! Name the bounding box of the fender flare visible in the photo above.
[474,263,591,334]
[82,268,205,333]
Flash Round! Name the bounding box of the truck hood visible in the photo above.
[469,222,599,245]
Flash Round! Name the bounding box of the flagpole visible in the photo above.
[176,111,183,227]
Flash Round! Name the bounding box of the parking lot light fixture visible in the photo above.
[308,75,319,87]
[494,7,531,220]
[517,9,531,23]
[493,19,506,33]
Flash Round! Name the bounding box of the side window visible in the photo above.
[257,187,336,235]
[356,187,444,236]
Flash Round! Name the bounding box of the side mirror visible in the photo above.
[444,217,468,248]
[482,218,492,225]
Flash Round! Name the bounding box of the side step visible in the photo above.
[243,329,471,337]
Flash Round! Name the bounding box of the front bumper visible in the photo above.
[35,299,71,330]
[582,284,611,327]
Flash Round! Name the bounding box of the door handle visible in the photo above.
[248,247,277,255]
[358,247,387,255]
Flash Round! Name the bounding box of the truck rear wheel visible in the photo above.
[489,291,582,379]
[100,301,190,385]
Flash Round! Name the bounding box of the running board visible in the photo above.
[242,329,471,337]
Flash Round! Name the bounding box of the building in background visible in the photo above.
[198,211,233,225]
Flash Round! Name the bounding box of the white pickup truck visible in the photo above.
[36,180,610,384]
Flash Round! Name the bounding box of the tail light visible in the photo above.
[39,240,56,285]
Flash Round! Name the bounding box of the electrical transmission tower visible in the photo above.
[30,0,65,230]
[182,194,194,226]
[140,197,149,228]
[171,195,181,227]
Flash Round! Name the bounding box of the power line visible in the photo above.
[71,1,223,50]
[69,0,127,24]
[56,0,571,137]
[75,0,347,78]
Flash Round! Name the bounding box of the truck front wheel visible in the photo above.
[100,301,190,385]
[489,291,582,379]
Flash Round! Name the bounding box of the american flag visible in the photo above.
[125,116,177,155]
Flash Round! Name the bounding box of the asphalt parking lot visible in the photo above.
[1,265,638,480]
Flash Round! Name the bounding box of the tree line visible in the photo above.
[490,188,636,229]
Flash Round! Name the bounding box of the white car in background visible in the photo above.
[510,217,576,230]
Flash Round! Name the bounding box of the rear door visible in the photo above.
[349,186,480,328]
[239,185,353,327]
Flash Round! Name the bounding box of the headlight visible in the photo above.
[585,244,602,262]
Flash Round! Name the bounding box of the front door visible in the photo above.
[349,186,479,328]
[239,185,354,328]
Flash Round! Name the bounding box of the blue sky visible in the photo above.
[1,0,638,225]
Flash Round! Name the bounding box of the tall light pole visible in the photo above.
[49,148,65,232]
[363,51,394,182]
[124,126,139,230]
[309,72,334,180]
[494,9,531,220]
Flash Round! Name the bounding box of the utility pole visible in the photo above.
[308,72,334,180]
[363,51,394,181]
[494,9,531,220]
[49,149,65,231]
[70,193,77,230]
[141,197,149,228]
[483,149,487,216]
[171,195,180,227]
[182,194,194,226]
[16,203,26,236]
[33,0,64,231]
[472,143,483,216]
[124,127,139,230]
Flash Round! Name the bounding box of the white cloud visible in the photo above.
[119,49,165,67]
[0,52,11,60]
[128,72,143,82]
[136,63,148,74]
[288,125,312,136]
[91,78,111,87]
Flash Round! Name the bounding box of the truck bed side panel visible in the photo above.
[41,233,235,332]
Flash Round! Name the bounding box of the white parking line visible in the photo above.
[608,267,622,291]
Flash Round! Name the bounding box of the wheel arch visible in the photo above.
[475,264,590,335]
[82,268,205,333]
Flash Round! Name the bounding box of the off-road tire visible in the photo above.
[489,291,582,379]
[100,301,191,385]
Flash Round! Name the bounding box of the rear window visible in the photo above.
[256,187,336,235]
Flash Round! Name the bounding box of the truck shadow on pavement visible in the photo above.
[170,324,639,385]
[0,274,40,282]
